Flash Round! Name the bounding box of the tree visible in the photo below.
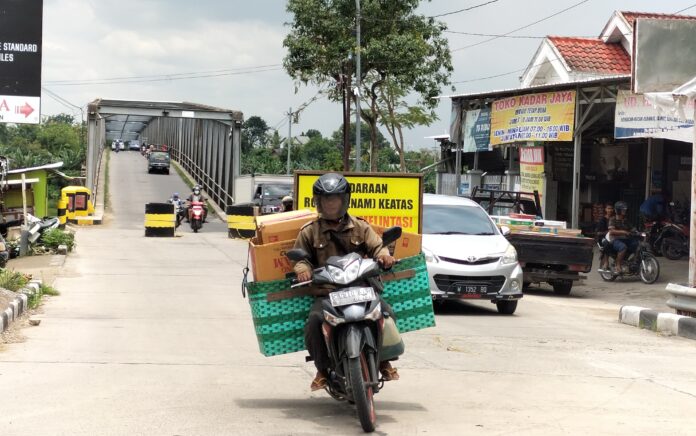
[377,77,437,171]
[284,0,452,171]
[241,115,270,153]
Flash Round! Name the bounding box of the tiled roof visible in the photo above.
[620,11,696,27]
[548,36,631,75]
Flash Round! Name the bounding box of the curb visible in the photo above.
[619,305,696,340]
[0,280,42,333]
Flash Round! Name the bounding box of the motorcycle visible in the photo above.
[285,226,403,433]
[598,232,660,284]
[189,201,205,232]
[169,199,186,228]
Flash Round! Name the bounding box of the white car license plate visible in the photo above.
[329,287,376,307]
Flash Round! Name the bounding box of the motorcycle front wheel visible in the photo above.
[599,257,617,282]
[348,354,376,433]
[639,253,660,284]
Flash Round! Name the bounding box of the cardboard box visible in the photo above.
[249,238,297,282]
[371,225,422,259]
[255,210,318,244]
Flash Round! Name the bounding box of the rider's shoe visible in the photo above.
[379,361,400,381]
[310,370,328,391]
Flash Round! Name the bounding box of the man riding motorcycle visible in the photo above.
[185,185,208,223]
[168,192,185,227]
[292,173,399,391]
[607,201,638,273]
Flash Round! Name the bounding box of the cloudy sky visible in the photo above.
[40,0,696,151]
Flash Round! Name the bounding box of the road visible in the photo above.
[1,150,696,435]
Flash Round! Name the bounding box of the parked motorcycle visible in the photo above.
[189,201,205,232]
[286,226,403,433]
[598,232,660,284]
[644,203,690,260]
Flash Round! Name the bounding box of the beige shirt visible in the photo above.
[293,214,389,276]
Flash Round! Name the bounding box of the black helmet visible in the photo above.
[193,185,201,194]
[313,173,351,220]
[614,201,628,212]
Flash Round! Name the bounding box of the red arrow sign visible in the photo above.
[16,102,34,118]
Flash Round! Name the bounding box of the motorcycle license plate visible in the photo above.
[329,287,376,307]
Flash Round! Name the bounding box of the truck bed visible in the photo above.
[507,232,594,272]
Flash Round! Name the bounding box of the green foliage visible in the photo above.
[40,229,75,252]
[241,147,285,175]
[0,113,85,212]
[0,270,29,292]
[241,115,270,153]
[28,283,60,309]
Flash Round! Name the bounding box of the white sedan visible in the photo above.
[422,194,524,314]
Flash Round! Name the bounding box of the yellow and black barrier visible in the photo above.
[57,198,68,229]
[145,203,176,237]
[226,204,257,239]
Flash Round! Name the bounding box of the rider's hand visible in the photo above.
[378,254,395,269]
[297,271,312,282]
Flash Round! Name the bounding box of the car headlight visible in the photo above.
[423,247,439,263]
[501,244,517,265]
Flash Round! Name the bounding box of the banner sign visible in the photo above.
[615,90,694,143]
[294,171,423,234]
[449,101,461,146]
[463,108,492,152]
[0,0,43,124]
[490,90,576,145]
[519,146,545,196]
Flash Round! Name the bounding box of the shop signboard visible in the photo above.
[463,107,492,152]
[294,171,423,234]
[0,0,43,124]
[519,146,544,197]
[490,90,576,146]
[614,90,694,143]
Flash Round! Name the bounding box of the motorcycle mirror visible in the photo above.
[286,248,310,262]
[381,226,402,246]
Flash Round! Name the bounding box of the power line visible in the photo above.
[43,65,283,86]
[445,30,545,39]
[451,0,591,53]
[675,3,696,13]
[43,63,282,85]
[42,86,83,112]
[429,0,499,18]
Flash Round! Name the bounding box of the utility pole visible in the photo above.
[354,0,361,172]
[286,107,292,175]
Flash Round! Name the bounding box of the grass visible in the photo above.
[0,270,30,292]
[28,283,60,309]
[40,228,76,252]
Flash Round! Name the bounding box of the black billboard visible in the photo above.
[0,0,43,97]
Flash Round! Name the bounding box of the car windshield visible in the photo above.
[150,152,169,161]
[263,184,291,196]
[423,204,497,235]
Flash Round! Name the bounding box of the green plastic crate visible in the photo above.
[245,253,435,357]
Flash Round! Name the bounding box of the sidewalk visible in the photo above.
[5,254,66,286]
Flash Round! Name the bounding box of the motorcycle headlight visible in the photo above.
[364,303,382,321]
[423,247,439,264]
[323,310,345,326]
[501,244,518,265]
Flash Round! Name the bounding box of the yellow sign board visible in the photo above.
[294,171,423,234]
[519,146,545,198]
[490,90,576,145]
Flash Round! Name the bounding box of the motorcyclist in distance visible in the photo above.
[169,192,185,227]
[607,201,637,273]
[292,172,399,391]
[185,185,208,223]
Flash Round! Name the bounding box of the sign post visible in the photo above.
[0,0,43,125]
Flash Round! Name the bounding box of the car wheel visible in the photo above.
[496,300,517,315]
[165,169,170,175]
[552,280,573,295]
